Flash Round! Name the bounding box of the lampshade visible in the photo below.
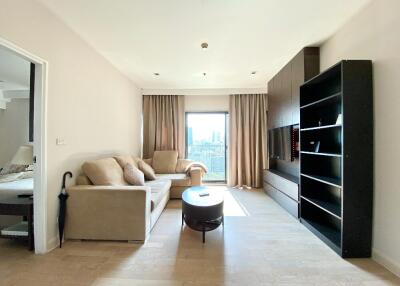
[11,145,33,165]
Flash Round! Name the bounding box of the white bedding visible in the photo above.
[0,178,34,200]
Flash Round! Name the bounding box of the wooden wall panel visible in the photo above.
[267,47,320,129]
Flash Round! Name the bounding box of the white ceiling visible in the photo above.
[38,0,370,89]
[0,47,30,91]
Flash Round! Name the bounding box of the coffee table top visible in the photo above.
[182,186,224,207]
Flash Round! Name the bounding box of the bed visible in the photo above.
[0,178,33,199]
[0,175,33,229]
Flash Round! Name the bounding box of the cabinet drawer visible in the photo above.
[264,183,299,218]
[264,170,299,201]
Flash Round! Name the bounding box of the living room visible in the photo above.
[0,0,400,285]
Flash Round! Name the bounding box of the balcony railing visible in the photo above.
[187,144,226,181]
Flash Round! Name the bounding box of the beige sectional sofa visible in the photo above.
[65,151,203,242]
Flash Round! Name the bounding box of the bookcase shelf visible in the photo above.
[301,173,341,188]
[300,151,341,157]
[301,216,341,253]
[299,60,373,258]
[300,92,342,109]
[300,127,341,154]
[300,124,341,132]
[301,196,341,218]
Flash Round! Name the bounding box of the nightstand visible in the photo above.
[0,197,34,250]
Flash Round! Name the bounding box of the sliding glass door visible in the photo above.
[186,112,227,182]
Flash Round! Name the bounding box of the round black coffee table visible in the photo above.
[182,186,224,243]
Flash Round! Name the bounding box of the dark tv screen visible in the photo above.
[268,125,299,161]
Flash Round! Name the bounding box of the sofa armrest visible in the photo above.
[189,167,203,186]
[65,185,151,241]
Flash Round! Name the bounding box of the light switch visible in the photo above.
[56,138,66,145]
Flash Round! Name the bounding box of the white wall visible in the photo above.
[0,0,142,251]
[320,0,400,276]
[0,99,29,167]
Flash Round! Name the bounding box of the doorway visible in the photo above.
[185,112,228,183]
[0,38,47,253]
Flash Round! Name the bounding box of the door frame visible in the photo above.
[0,37,48,254]
[185,111,228,183]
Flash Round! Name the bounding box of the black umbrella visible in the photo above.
[58,171,72,248]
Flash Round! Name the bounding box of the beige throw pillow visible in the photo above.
[114,155,138,169]
[152,151,178,174]
[138,160,156,180]
[124,163,145,186]
[82,158,128,186]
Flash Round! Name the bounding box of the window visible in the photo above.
[186,112,228,182]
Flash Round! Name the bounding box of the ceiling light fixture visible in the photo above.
[203,72,207,76]
[251,71,257,75]
[154,73,160,76]
[201,42,208,50]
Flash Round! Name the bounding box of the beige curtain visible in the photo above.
[142,95,185,158]
[229,94,268,188]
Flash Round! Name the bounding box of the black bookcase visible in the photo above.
[299,60,373,258]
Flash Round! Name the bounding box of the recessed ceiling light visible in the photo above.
[251,71,257,75]
[154,73,160,76]
[201,42,208,50]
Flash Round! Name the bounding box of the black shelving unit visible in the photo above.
[299,60,373,258]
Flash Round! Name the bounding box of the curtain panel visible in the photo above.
[229,94,268,188]
[142,95,185,159]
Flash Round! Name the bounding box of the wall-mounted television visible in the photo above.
[268,125,299,161]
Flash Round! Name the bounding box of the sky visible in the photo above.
[186,113,226,143]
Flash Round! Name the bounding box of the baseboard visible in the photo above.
[372,248,400,278]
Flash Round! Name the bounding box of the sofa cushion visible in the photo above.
[82,158,128,186]
[138,160,156,180]
[76,175,93,185]
[124,164,145,186]
[145,179,171,211]
[114,155,138,169]
[152,151,178,174]
[175,159,194,173]
[156,173,191,187]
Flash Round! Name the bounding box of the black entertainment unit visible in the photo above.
[264,47,320,218]
[299,60,373,258]
[263,169,299,218]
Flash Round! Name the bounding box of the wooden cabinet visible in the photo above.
[265,47,320,218]
[263,169,299,218]
[267,47,319,129]
[290,51,304,124]
[282,63,292,126]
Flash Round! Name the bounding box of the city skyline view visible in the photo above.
[186,113,227,181]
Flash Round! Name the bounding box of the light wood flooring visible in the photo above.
[0,188,399,286]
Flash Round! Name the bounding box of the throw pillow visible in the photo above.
[124,163,145,186]
[152,150,178,174]
[82,158,128,186]
[138,160,156,180]
[114,155,138,169]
